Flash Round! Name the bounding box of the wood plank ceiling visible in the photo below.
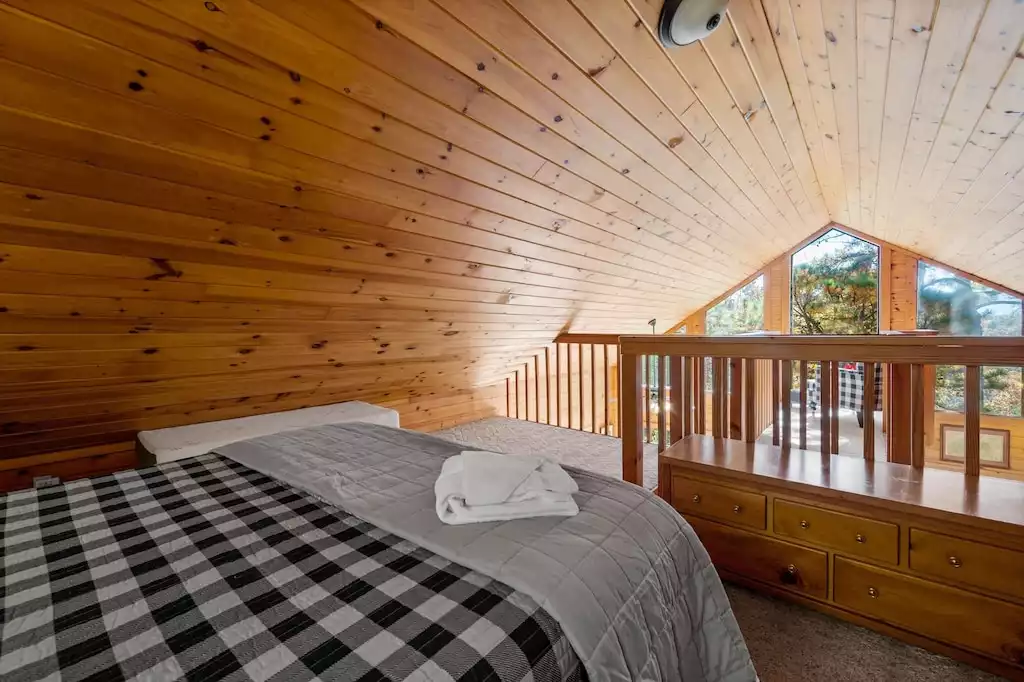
[0,0,1022,456]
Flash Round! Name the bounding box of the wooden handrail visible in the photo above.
[619,335,1024,366]
[553,333,622,345]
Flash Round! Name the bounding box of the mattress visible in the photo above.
[136,401,399,464]
[0,455,584,682]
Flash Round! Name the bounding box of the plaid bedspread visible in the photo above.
[0,455,585,682]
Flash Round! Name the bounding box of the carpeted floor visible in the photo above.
[434,418,1001,682]
[436,417,661,489]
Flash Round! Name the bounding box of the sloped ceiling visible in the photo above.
[1,0,1022,453]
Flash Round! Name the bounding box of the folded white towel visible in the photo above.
[435,450,579,525]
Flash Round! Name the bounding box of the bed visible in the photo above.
[1,416,755,682]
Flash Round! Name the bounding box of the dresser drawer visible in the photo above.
[671,476,766,530]
[689,517,828,599]
[910,529,1024,601]
[774,499,898,564]
[834,557,1024,667]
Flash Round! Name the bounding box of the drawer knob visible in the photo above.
[732,504,742,514]
[692,494,701,503]
[855,534,866,544]
[868,587,878,598]
[799,520,810,529]
[780,564,799,586]
[948,556,962,568]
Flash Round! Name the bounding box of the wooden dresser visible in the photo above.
[659,435,1024,680]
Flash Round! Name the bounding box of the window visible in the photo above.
[702,276,764,390]
[917,262,1023,417]
[791,229,879,335]
[705,275,764,336]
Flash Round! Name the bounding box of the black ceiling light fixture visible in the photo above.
[657,0,730,47]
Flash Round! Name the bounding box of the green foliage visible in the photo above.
[917,263,1023,417]
[791,231,879,335]
[706,276,764,336]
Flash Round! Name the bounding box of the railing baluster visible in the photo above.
[545,347,552,425]
[712,357,725,438]
[799,361,808,450]
[525,362,531,422]
[658,355,667,452]
[670,356,684,443]
[728,358,741,440]
[863,362,875,460]
[830,360,840,454]
[556,344,563,427]
[819,361,831,455]
[568,344,575,430]
[781,360,792,450]
[621,352,643,485]
[965,365,981,476]
[889,363,912,465]
[696,357,706,435]
[911,363,925,468]
[577,339,585,430]
[536,352,544,421]
[744,358,757,442]
[642,355,650,443]
[604,345,612,436]
[682,356,693,438]
[771,360,781,446]
[591,344,597,434]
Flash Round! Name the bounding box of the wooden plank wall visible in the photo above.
[3,0,764,459]
[3,0,1023,464]
[887,247,919,330]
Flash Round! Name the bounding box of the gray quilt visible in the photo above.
[216,423,756,682]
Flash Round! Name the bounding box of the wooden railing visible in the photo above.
[618,335,1024,486]
[506,334,620,436]
[506,334,694,445]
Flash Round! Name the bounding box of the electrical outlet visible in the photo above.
[33,475,60,489]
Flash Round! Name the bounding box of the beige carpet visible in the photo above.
[435,418,1001,681]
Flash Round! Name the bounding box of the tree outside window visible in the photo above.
[917,262,1023,417]
[706,276,764,336]
[703,276,765,390]
[790,229,879,336]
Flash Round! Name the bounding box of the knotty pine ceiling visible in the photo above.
[1,0,1022,455]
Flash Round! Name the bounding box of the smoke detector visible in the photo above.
[658,0,730,47]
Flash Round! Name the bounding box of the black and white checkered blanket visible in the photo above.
[0,455,585,682]
[808,364,884,415]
